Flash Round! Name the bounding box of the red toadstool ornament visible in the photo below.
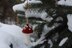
[22,0,33,34]
[22,24,33,34]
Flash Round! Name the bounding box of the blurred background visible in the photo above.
[0,0,23,25]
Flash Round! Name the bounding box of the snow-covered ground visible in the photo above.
[0,23,26,48]
[0,23,46,48]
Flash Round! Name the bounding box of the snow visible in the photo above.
[12,3,25,12]
[24,0,42,4]
[13,0,42,12]
[0,22,32,48]
[0,32,13,48]
[59,37,68,46]
[41,25,54,37]
[13,3,49,21]
[0,22,46,48]
[25,9,48,20]
[0,43,10,48]
[67,14,72,32]
[21,0,24,2]
[0,22,27,48]
[13,3,51,21]
[48,39,53,48]
[31,36,45,46]
[17,14,25,17]
[57,0,72,6]
[12,0,50,21]
[12,0,53,22]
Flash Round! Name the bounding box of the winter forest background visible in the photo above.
[0,0,72,48]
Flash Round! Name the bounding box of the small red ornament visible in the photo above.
[22,24,33,34]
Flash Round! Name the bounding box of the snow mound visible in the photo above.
[0,23,29,48]
[0,22,46,48]
[0,32,13,48]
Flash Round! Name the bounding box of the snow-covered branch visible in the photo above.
[57,0,72,6]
